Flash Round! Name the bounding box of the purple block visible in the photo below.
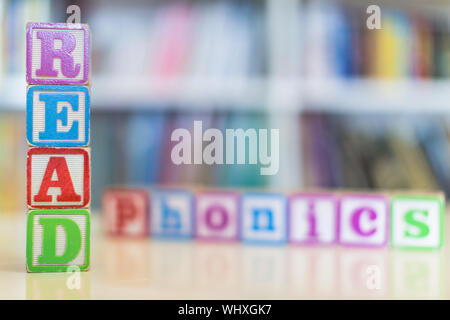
[26,22,90,85]
[195,191,240,242]
[288,193,338,245]
[338,193,389,248]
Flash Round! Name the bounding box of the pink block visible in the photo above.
[338,193,389,247]
[102,188,150,237]
[288,193,338,245]
[195,191,240,242]
[26,22,90,85]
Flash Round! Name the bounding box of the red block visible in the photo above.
[27,147,90,209]
[102,188,150,237]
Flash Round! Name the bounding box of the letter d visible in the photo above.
[38,217,82,264]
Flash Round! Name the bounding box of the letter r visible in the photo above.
[36,31,81,78]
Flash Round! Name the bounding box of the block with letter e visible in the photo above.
[391,195,444,249]
[150,189,193,239]
[102,188,150,237]
[240,193,287,245]
[26,209,90,272]
[27,85,90,147]
[27,147,90,209]
[26,22,90,85]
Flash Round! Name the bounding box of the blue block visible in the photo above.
[27,85,90,147]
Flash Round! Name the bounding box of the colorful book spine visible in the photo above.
[25,22,91,272]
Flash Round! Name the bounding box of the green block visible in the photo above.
[390,195,444,250]
[27,209,90,272]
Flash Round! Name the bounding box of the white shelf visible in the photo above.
[2,74,450,113]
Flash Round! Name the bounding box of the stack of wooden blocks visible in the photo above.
[26,23,91,272]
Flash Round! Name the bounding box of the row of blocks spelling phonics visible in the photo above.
[103,188,444,249]
[26,22,91,272]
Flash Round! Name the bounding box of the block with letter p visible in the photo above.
[27,147,90,209]
[26,22,90,85]
[27,85,90,147]
[391,195,444,249]
[102,188,150,237]
[26,209,90,272]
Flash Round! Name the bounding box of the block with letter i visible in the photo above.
[26,209,90,272]
[390,194,444,250]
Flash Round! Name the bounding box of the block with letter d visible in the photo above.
[240,193,287,245]
[150,189,193,239]
[27,85,90,147]
[26,209,90,272]
[390,194,444,249]
[27,147,90,209]
[26,22,90,85]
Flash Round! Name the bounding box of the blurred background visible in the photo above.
[2,0,450,214]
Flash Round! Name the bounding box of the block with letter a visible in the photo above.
[27,147,90,209]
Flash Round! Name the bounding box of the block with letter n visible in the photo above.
[27,147,90,209]
[26,209,90,272]
[26,22,90,85]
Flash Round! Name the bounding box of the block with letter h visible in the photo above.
[102,188,150,237]
[240,193,287,245]
[150,189,194,239]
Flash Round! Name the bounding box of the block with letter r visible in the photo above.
[26,22,90,85]
[26,209,90,272]
[27,147,90,209]
[27,85,90,147]
[240,193,287,245]
[150,189,194,239]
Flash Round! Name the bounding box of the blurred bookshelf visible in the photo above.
[2,0,450,213]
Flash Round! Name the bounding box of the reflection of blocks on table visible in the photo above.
[338,194,388,247]
[150,189,194,239]
[26,85,90,147]
[27,147,90,209]
[288,193,338,245]
[102,188,150,237]
[195,191,239,242]
[390,195,444,249]
[240,193,287,245]
[26,22,90,85]
[26,209,90,272]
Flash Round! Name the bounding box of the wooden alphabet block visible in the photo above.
[195,191,240,242]
[288,193,338,245]
[26,22,90,85]
[150,189,194,239]
[102,188,150,237]
[338,194,389,247]
[390,195,444,249]
[27,85,90,147]
[240,193,287,245]
[27,147,90,209]
[26,209,90,272]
